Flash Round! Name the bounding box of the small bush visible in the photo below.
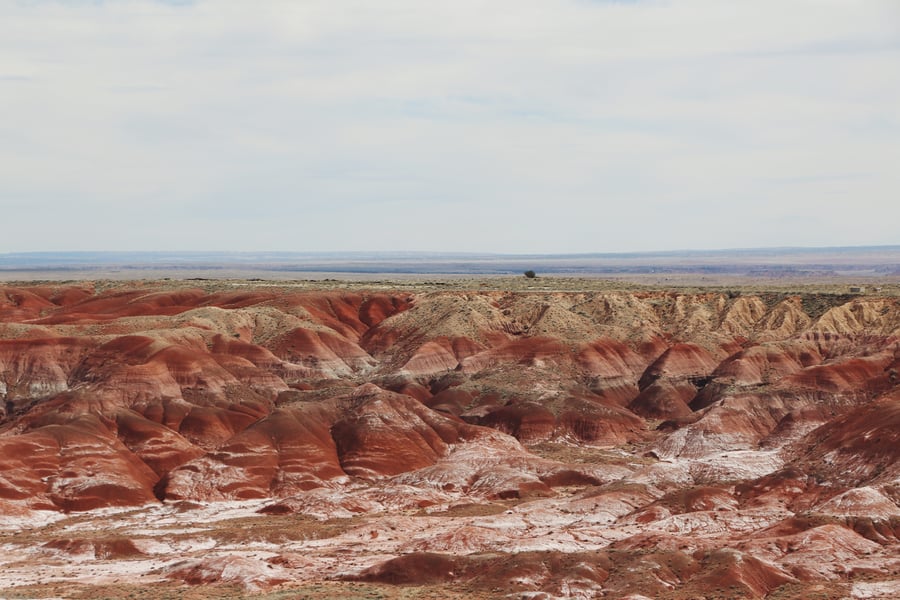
[524,270,536,279]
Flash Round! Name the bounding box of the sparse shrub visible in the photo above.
[524,270,536,279]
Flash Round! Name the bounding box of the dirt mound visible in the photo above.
[165,555,290,591]
[350,550,612,597]
[43,537,147,559]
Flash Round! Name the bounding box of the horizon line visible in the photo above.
[2,244,900,259]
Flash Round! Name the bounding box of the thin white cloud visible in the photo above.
[0,0,898,252]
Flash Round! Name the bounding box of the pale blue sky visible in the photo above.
[1,0,898,253]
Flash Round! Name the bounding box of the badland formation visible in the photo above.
[0,279,898,599]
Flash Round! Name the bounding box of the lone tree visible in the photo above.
[524,270,537,279]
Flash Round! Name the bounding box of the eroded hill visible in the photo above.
[0,283,898,599]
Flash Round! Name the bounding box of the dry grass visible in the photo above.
[2,580,486,600]
[527,440,657,468]
[198,514,358,545]
[5,274,900,296]
[0,582,247,600]
[416,502,511,518]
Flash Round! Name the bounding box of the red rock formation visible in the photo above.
[424,387,473,416]
[790,391,900,487]
[463,401,556,442]
[576,338,647,379]
[332,385,477,478]
[114,409,205,476]
[160,401,346,501]
[0,413,159,511]
[638,342,720,388]
[162,385,480,499]
[687,549,798,598]
[400,340,460,375]
[556,394,647,444]
[0,337,97,408]
[1,283,899,599]
[735,467,830,513]
[629,379,696,419]
[711,341,823,386]
[459,336,571,373]
[267,326,374,377]
[780,351,895,395]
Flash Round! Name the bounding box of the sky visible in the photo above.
[1,0,899,254]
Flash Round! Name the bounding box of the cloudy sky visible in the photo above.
[1,0,898,254]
